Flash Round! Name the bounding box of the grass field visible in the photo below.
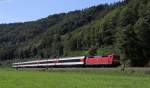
[0,68,150,88]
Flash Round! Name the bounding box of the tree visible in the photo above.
[86,48,97,56]
[116,23,149,67]
[134,17,150,66]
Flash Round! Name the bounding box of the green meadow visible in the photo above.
[0,68,149,88]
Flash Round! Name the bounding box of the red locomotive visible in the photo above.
[12,54,120,68]
[85,54,120,66]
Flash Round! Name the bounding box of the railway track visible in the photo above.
[16,67,150,73]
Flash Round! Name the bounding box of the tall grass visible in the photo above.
[0,68,149,88]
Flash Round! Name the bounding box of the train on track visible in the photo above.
[12,54,120,68]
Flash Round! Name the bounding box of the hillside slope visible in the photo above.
[0,0,150,66]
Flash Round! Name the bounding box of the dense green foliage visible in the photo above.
[0,0,150,66]
[0,68,150,88]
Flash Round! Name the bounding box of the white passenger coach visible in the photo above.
[12,56,85,68]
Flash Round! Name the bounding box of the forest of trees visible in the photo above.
[0,0,149,67]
